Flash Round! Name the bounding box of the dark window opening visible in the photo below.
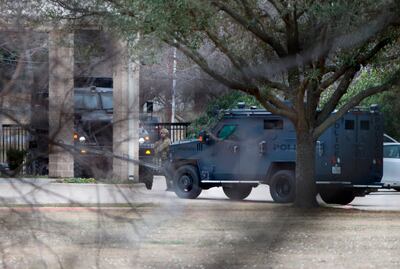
[74,77,113,88]
[345,120,354,130]
[360,120,370,130]
[264,119,283,130]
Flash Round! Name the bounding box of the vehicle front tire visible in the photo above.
[319,188,356,205]
[139,165,153,190]
[173,165,202,199]
[223,185,252,200]
[269,170,295,203]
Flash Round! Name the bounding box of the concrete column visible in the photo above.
[112,39,139,182]
[48,31,74,178]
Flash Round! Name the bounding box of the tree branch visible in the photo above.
[317,67,359,125]
[319,38,392,91]
[164,38,257,95]
[204,30,245,71]
[211,1,287,57]
[314,69,400,139]
[254,90,297,121]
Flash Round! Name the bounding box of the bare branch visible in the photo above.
[164,38,257,95]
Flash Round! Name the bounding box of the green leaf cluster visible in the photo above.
[188,91,260,136]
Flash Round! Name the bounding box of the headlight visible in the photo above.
[139,137,145,144]
[79,136,86,142]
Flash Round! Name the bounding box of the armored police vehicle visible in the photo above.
[138,113,161,189]
[74,78,159,184]
[73,80,113,178]
[169,105,383,205]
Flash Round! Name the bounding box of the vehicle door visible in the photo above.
[237,118,265,180]
[238,117,295,180]
[337,113,377,183]
[383,144,400,184]
[336,115,358,181]
[355,114,374,182]
[210,120,240,180]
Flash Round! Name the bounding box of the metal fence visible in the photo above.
[0,125,30,164]
[147,122,191,143]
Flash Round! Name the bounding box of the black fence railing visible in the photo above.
[145,122,191,143]
[1,125,30,164]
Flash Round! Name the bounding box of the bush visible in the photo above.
[7,148,26,171]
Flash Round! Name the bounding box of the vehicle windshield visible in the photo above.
[100,93,113,110]
[74,93,100,110]
[217,124,237,140]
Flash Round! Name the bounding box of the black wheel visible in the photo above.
[74,162,90,178]
[173,165,202,199]
[269,170,295,203]
[393,187,400,192]
[139,166,153,190]
[319,189,356,205]
[39,164,48,176]
[223,185,252,200]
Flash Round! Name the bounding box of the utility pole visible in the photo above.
[171,47,177,123]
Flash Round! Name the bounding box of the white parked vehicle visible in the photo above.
[384,134,399,143]
[382,142,400,191]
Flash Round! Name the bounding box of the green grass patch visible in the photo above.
[56,177,97,184]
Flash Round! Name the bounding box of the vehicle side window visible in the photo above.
[217,125,237,140]
[384,145,400,158]
[264,119,283,130]
[345,120,354,130]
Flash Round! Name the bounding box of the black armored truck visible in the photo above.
[168,105,383,205]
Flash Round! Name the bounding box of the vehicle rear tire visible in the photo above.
[319,189,356,205]
[393,187,400,192]
[223,185,252,200]
[269,170,295,203]
[173,165,202,199]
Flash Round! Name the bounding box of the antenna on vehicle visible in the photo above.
[370,104,379,113]
[237,102,245,109]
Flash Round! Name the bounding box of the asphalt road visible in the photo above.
[0,177,400,268]
[0,176,400,210]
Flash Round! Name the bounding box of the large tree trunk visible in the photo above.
[294,131,319,208]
